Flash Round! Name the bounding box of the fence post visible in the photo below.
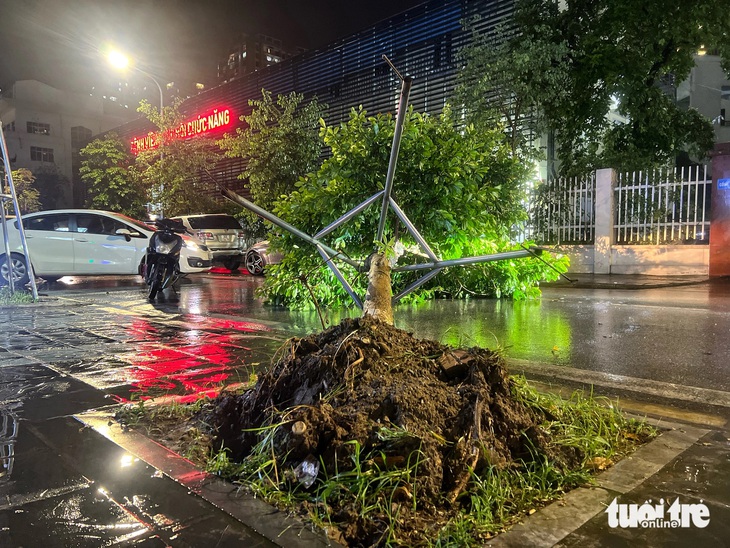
[594,168,616,274]
[709,142,730,277]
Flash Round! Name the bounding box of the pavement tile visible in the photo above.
[557,430,730,547]
[0,416,275,547]
[0,366,109,422]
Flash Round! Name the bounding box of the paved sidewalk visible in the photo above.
[0,300,328,547]
[544,273,710,290]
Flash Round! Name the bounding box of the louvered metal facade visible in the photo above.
[107,0,516,198]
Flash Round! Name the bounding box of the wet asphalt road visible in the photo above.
[38,270,730,394]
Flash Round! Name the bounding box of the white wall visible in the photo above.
[554,244,709,275]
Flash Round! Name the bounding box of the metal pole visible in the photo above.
[136,67,165,217]
[0,122,38,299]
[392,248,540,272]
[221,187,362,269]
[0,195,14,295]
[389,197,438,261]
[314,191,384,239]
[376,70,412,243]
[392,268,442,304]
[316,245,363,309]
[136,67,164,114]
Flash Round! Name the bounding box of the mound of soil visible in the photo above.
[204,316,577,545]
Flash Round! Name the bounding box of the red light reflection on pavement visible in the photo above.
[115,317,271,404]
[187,316,270,332]
[209,266,252,275]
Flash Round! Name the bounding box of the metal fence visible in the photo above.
[614,166,711,244]
[524,173,596,244]
[525,166,712,245]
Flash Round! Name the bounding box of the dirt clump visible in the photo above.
[203,316,577,545]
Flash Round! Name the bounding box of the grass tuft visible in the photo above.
[0,287,34,305]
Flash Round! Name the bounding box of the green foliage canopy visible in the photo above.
[79,132,147,219]
[2,168,41,214]
[459,0,730,173]
[136,99,224,217]
[218,90,325,235]
[261,106,568,308]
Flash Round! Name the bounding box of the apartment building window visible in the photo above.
[27,121,51,135]
[30,146,54,162]
[71,126,92,147]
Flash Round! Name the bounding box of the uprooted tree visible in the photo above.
[214,91,624,541]
[191,69,653,545]
[238,103,568,313]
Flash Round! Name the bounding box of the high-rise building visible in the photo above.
[218,34,302,83]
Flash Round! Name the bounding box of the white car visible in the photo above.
[0,209,212,285]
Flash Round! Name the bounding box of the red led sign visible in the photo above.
[131,107,233,154]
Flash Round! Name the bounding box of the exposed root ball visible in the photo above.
[205,316,575,543]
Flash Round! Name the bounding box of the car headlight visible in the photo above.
[183,239,202,252]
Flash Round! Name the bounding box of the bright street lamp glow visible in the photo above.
[105,49,163,113]
[108,50,130,70]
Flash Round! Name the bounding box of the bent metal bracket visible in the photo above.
[221,56,546,309]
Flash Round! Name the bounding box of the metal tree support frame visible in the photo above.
[0,121,39,300]
[223,57,544,308]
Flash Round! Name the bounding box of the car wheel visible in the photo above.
[0,253,30,286]
[223,258,241,272]
[245,250,265,276]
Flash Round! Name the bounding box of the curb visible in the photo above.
[508,358,730,413]
[487,422,709,547]
[544,276,709,291]
[75,410,337,548]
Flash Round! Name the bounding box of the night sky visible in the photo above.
[0,0,425,93]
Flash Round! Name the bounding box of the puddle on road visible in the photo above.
[84,317,284,404]
[1,307,287,406]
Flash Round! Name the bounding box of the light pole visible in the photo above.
[107,50,165,218]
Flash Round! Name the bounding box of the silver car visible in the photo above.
[245,240,283,276]
[171,214,250,272]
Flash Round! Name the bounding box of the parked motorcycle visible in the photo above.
[142,218,186,300]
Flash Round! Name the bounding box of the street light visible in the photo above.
[107,49,166,217]
[107,50,164,114]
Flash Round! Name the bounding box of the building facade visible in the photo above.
[0,80,138,208]
[111,0,515,197]
[107,0,730,202]
[218,34,304,83]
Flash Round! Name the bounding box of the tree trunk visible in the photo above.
[362,252,394,325]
